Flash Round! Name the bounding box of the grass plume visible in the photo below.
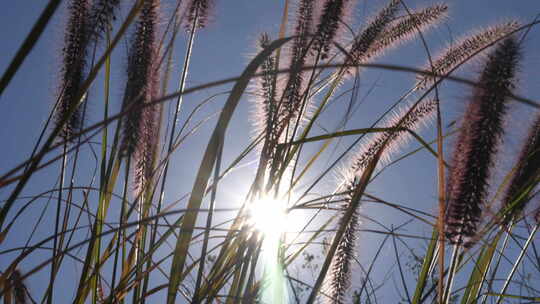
[501,113,540,223]
[55,0,90,141]
[185,0,214,30]
[251,33,280,159]
[280,0,315,128]
[89,0,121,40]
[120,0,160,160]
[327,99,436,304]
[365,3,448,61]
[445,37,521,246]
[417,21,520,88]
[4,1,540,303]
[345,0,401,68]
[313,0,357,58]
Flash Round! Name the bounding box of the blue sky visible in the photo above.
[1,0,540,303]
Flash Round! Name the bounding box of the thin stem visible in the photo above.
[481,224,512,304]
[145,2,199,285]
[443,244,460,304]
[192,139,223,303]
[496,224,539,304]
[47,143,68,304]
[111,157,130,303]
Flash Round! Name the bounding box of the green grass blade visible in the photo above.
[412,228,438,304]
[460,230,502,304]
[0,0,61,98]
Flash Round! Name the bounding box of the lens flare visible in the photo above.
[247,196,305,304]
[248,197,305,240]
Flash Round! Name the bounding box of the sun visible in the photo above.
[248,196,304,240]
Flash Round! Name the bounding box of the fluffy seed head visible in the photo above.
[133,88,161,197]
[285,0,315,103]
[274,0,316,148]
[250,34,280,156]
[340,99,437,185]
[501,113,540,223]
[120,0,160,158]
[89,0,121,40]
[345,0,400,68]
[326,205,359,304]
[445,38,521,246]
[313,0,358,59]
[364,3,448,61]
[417,21,520,89]
[56,0,90,142]
[326,99,436,303]
[184,0,213,30]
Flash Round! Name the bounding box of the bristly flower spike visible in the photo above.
[89,0,121,40]
[274,0,315,146]
[365,3,448,61]
[501,113,540,224]
[326,99,436,304]
[445,38,521,246]
[313,0,357,59]
[251,33,280,158]
[184,0,214,30]
[55,0,90,142]
[262,0,317,184]
[417,21,520,89]
[345,0,401,69]
[120,0,161,191]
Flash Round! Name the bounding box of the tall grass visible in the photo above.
[0,0,539,303]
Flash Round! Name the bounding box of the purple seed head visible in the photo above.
[56,0,90,142]
[341,99,437,184]
[272,0,317,149]
[345,0,400,68]
[365,3,448,61]
[313,0,357,59]
[501,113,540,223]
[327,99,436,303]
[417,21,520,89]
[326,204,359,304]
[184,0,214,30]
[89,0,121,40]
[120,0,160,159]
[445,37,521,247]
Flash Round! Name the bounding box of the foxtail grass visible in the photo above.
[55,0,90,142]
[417,21,520,89]
[89,0,121,40]
[185,0,214,30]
[49,1,90,302]
[366,3,448,61]
[445,37,521,247]
[3,1,540,304]
[500,113,540,223]
[325,99,436,304]
[313,0,357,59]
[345,0,400,69]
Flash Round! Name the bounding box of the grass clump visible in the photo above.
[0,1,539,304]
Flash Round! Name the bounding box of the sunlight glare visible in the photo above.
[248,197,304,239]
[249,197,287,238]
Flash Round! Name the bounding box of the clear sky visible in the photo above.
[1,0,540,303]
